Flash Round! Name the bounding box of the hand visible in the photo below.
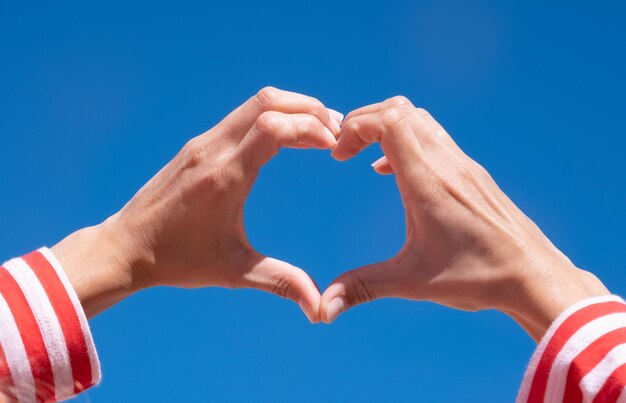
[52,87,343,322]
[320,96,609,340]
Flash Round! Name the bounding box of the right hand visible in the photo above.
[320,96,609,340]
[52,87,343,322]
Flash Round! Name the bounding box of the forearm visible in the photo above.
[501,259,610,342]
[50,216,147,318]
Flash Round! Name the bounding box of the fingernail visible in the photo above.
[327,108,343,134]
[327,108,344,123]
[298,299,316,324]
[371,156,386,168]
[326,296,347,323]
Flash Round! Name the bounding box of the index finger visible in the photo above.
[343,96,414,122]
[332,108,424,176]
[212,86,341,144]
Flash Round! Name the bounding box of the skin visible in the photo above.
[320,95,610,341]
[51,88,609,342]
[52,87,343,323]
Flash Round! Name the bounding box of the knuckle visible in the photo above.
[472,161,493,181]
[255,86,281,108]
[415,107,430,117]
[381,106,406,127]
[456,160,479,183]
[181,137,206,166]
[387,95,411,107]
[343,119,361,134]
[271,272,294,300]
[306,98,326,117]
[183,136,202,151]
[254,111,282,136]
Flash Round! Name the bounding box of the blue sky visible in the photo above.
[1,1,625,401]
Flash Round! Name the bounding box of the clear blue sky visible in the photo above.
[1,1,625,401]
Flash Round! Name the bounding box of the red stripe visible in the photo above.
[22,251,93,393]
[592,363,626,403]
[527,301,626,403]
[0,342,16,400]
[0,266,55,400]
[562,328,626,403]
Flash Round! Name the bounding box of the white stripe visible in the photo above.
[580,343,626,400]
[0,293,35,403]
[516,295,625,403]
[544,312,626,402]
[39,247,101,387]
[3,258,75,399]
[544,311,626,401]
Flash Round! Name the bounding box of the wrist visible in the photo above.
[51,217,150,317]
[501,260,610,342]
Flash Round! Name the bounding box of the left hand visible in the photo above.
[319,96,608,340]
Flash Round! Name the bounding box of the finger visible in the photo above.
[343,97,457,155]
[242,257,322,323]
[331,109,423,175]
[371,156,394,175]
[320,261,397,324]
[343,96,414,122]
[328,108,344,129]
[234,111,337,172]
[213,87,341,144]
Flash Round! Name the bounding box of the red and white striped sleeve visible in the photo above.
[517,295,626,403]
[0,248,100,402]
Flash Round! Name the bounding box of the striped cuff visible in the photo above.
[517,295,626,403]
[0,248,100,402]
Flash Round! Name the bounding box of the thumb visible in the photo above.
[241,256,322,323]
[320,261,396,324]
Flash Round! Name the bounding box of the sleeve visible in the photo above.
[0,248,100,402]
[516,295,626,403]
